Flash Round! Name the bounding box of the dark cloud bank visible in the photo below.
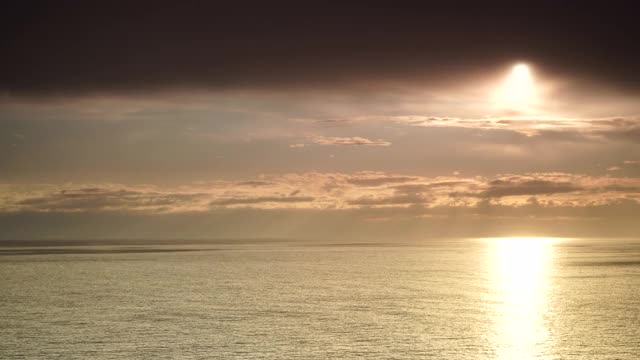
[2,2,640,96]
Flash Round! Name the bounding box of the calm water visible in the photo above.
[1,238,639,359]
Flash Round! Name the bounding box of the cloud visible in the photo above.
[604,160,640,172]
[314,118,353,124]
[420,181,471,188]
[601,185,640,193]
[12,187,208,213]
[311,136,391,146]
[474,179,581,198]
[3,171,640,240]
[235,181,274,187]
[210,196,315,206]
[347,175,418,187]
[347,194,427,206]
[3,3,640,97]
[4,197,640,241]
[372,115,640,140]
[2,172,640,215]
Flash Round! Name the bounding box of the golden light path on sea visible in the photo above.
[485,237,561,359]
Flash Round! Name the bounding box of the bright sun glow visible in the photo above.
[485,237,559,359]
[493,63,538,111]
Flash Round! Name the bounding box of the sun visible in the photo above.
[492,63,538,111]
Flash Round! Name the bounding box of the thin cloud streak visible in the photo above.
[310,136,392,147]
[369,115,640,139]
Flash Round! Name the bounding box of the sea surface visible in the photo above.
[1,237,639,359]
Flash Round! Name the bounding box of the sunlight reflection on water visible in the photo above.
[486,237,558,359]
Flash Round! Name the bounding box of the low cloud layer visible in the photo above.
[3,172,639,217]
[3,172,640,240]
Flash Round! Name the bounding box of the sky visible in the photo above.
[2,2,640,240]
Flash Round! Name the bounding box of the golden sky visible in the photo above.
[2,4,640,239]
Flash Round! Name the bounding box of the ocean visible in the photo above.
[1,238,639,359]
